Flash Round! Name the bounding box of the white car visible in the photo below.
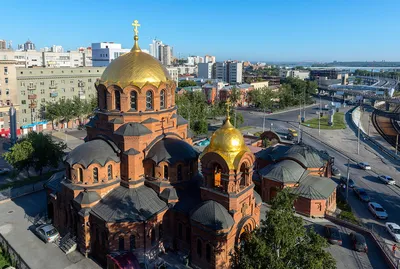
[385,222,400,242]
[358,162,371,170]
[378,175,396,185]
[35,224,59,243]
[368,202,388,220]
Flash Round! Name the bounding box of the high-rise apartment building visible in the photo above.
[22,40,35,51]
[204,55,216,63]
[91,42,130,67]
[187,56,204,65]
[149,39,163,59]
[198,62,214,79]
[214,61,243,84]
[159,44,172,66]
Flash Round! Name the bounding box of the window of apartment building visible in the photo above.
[0,112,3,117]
[61,80,65,84]
[41,98,45,103]
[22,109,26,114]
[5,89,9,96]
[70,80,74,84]
[5,78,8,84]
[41,89,45,94]
[21,91,25,95]
[50,80,55,86]
[4,67,8,74]
[20,71,23,74]
[70,87,74,92]
[62,88,66,92]
[21,100,26,105]
[40,81,44,85]
[114,52,118,58]
[22,118,27,123]
[88,78,92,83]
[6,100,10,106]
[20,82,25,86]
[40,71,43,74]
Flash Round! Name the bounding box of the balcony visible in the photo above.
[28,94,37,100]
[29,103,37,109]
[27,84,36,90]
[50,92,58,98]
[49,84,58,89]
[78,82,85,87]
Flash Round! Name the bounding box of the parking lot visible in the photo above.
[0,190,100,269]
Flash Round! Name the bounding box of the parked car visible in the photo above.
[378,175,396,185]
[340,176,355,188]
[0,168,11,175]
[350,232,368,252]
[324,225,342,245]
[35,224,59,243]
[368,202,388,220]
[288,128,298,137]
[385,222,400,242]
[331,166,341,177]
[354,187,370,202]
[358,162,371,170]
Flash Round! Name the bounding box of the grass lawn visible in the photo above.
[336,199,360,225]
[0,247,12,269]
[302,112,346,130]
[0,170,62,191]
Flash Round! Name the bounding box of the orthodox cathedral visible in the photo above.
[46,20,261,269]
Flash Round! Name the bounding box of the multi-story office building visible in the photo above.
[0,40,6,50]
[0,60,19,135]
[198,62,214,79]
[204,55,216,63]
[159,44,172,66]
[214,61,243,84]
[310,69,343,80]
[91,42,130,67]
[16,66,106,133]
[0,49,92,68]
[166,67,178,86]
[22,40,36,51]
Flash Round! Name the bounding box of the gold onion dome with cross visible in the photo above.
[98,20,174,89]
[201,100,251,170]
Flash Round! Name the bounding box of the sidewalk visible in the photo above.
[51,131,84,150]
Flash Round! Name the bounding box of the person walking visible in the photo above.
[392,243,397,255]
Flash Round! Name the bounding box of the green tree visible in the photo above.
[3,140,34,176]
[229,87,242,106]
[232,188,336,269]
[22,132,67,175]
[192,119,208,135]
[231,111,244,127]
[178,80,197,87]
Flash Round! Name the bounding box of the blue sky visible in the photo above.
[2,0,400,62]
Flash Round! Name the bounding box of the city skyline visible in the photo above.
[2,0,400,62]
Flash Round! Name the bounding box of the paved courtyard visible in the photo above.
[0,190,100,269]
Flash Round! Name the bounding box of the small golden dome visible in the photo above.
[98,23,173,89]
[201,118,250,170]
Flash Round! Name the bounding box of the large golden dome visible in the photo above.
[99,32,173,89]
[201,118,250,170]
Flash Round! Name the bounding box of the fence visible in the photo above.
[0,233,31,269]
[0,180,46,202]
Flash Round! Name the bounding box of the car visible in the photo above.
[358,162,371,170]
[0,168,10,175]
[354,187,370,202]
[385,222,400,242]
[35,224,59,243]
[331,166,341,177]
[350,232,368,252]
[378,175,396,185]
[340,176,355,188]
[288,128,298,137]
[368,202,388,220]
[324,225,342,245]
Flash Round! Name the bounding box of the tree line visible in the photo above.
[42,96,97,129]
[354,69,400,80]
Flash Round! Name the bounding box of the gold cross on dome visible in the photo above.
[132,20,141,36]
[226,99,231,119]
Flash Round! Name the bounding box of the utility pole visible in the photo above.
[367,115,371,136]
[319,96,322,136]
[346,159,350,201]
[357,111,361,155]
[298,122,301,143]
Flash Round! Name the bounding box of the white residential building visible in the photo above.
[279,69,310,80]
[204,55,216,63]
[91,42,130,67]
[159,45,172,66]
[187,56,204,65]
[166,67,178,86]
[214,61,243,84]
[149,39,163,59]
[198,63,213,79]
[176,65,197,75]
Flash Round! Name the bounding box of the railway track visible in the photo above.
[371,106,400,151]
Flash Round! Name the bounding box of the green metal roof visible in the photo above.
[291,176,337,200]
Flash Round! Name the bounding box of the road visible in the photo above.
[241,100,400,266]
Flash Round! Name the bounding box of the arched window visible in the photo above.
[130,91,137,111]
[240,163,247,188]
[206,244,212,262]
[213,164,222,187]
[160,89,166,109]
[130,235,136,251]
[93,168,98,183]
[118,235,124,251]
[115,91,121,110]
[107,165,112,180]
[168,89,172,107]
[164,165,168,179]
[146,90,153,110]
[177,164,182,181]
[151,228,156,246]
[103,90,107,109]
[78,168,83,182]
[197,239,202,257]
